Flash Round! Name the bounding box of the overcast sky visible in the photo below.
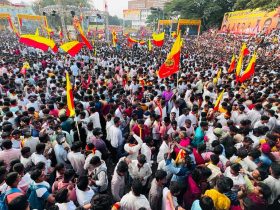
[10,0,129,17]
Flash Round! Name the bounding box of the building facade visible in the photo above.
[124,0,171,29]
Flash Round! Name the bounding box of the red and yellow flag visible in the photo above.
[60,41,84,57]
[77,24,92,50]
[19,34,58,53]
[66,72,76,117]
[214,89,225,111]
[238,52,257,83]
[152,32,165,47]
[158,32,182,79]
[228,54,236,73]
[112,31,117,47]
[175,149,186,164]
[20,61,30,75]
[236,43,250,79]
[213,69,222,85]
[127,36,138,44]
[171,31,177,38]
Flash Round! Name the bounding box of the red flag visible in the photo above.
[66,72,75,117]
[228,54,236,73]
[60,41,84,57]
[77,24,92,50]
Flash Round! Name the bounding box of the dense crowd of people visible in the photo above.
[0,26,279,210]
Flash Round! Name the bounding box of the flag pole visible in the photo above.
[75,117,81,142]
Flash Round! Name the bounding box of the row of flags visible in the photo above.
[227,43,257,83]
[18,24,93,57]
[213,44,257,112]
[17,24,257,117]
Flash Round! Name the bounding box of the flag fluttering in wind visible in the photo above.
[152,32,165,47]
[77,24,92,50]
[238,52,257,83]
[127,37,146,46]
[66,72,76,117]
[228,54,236,73]
[236,43,250,79]
[44,26,54,37]
[213,69,222,85]
[19,33,58,53]
[214,89,225,111]
[148,39,152,51]
[158,32,182,79]
[127,36,139,44]
[35,28,39,36]
[112,31,117,47]
[171,31,177,38]
[20,61,30,75]
[60,41,84,57]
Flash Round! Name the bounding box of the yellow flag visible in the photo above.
[213,69,222,85]
[35,28,39,36]
[214,89,225,111]
[148,39,152,51]
[236,43,249,77]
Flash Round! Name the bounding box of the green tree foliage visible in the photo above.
[164,0,236,30]
[234,0,280,10]
[108,15,122,26]
[164,0,280,30]
[146,9,166,30]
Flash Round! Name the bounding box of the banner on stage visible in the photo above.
[220,7,280,35]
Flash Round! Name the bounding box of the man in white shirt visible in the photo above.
[109,117,123,163]
[128,154,152,186]
[247,103,262,127]
[254,115,270,129]
[88,107,101,129]
[67,142,85,176]
[31,143,51,174]
[170,101,180,122]
[177,108,190,128]
[120,179,151,210]
[115,103,125,121]
[124,133,143,160]
[263,163,280,205]
[54,134,69,165]
[111,160,128,202]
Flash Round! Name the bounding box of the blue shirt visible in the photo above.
[191,200,202,210]
[70,64,79,77]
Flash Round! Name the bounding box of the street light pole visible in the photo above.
[57,0,67,40]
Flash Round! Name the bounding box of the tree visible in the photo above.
[164,0,237,30]
[164,0,280,30]
[234,0,280,10]
[108,15,122,26]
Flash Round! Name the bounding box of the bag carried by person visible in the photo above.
[0,188,22,210]
[26,184,49,210]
